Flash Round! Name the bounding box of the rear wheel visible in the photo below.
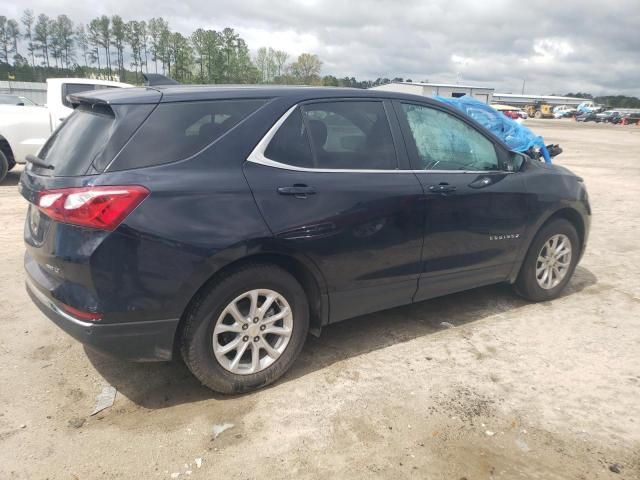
[0,150,8,183]
[515,219,580,302]
[180,264,309,394]
[534,110,543,119]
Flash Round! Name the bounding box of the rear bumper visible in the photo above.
[26,277,179,362]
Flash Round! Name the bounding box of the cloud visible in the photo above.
[5,0,639,95]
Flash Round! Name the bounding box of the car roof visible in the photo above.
[70,84,447,106]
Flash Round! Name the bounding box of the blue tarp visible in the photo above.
[434,95,551,163]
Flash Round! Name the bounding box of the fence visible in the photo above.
[0,81,47,105]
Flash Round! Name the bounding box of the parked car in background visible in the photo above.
[576,101,603,114]
[608,112,640,125]
[595,110,620,122]
[21,86,590,394]
[0,78,131,182]
[492,104,527,120]
[553,105,577,119]
[576,111,598,122]
[0,94,37,106]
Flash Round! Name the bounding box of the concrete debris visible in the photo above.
[90,386,117,416]
[68,417,85,429]
[609,464,622,474]
[212,423,234,439]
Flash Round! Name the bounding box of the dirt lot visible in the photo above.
[1,119,639,479]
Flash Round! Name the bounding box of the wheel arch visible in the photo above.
[548,207,585,249]
[509,206,586,283]
[173,251,329,359]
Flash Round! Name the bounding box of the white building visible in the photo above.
[371,81,495,104]
[491,93,585,106]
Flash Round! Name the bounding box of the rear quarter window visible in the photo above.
[109,99,266,171]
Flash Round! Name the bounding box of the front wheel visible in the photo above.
[515,219,580,302]
[180,264,309,394]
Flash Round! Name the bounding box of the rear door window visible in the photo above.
[110,99,266,171]
[264,108,314,168]
[264,101,398,170]
[303,101,397,170]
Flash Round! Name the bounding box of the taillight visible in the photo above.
[37,185,149,231]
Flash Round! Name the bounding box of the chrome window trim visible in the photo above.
[246,103,512,175]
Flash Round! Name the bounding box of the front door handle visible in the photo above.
[428,183,456,194]
[277,185,316,197]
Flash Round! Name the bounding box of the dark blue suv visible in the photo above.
[20,86,590,393]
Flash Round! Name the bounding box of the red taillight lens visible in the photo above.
[37,185,149,231]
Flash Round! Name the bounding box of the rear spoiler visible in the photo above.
[67,94,107,108]
[143,73,179,86]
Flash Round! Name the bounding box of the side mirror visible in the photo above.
[507,152,527,172]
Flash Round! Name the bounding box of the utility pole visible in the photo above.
[521,79,526,94]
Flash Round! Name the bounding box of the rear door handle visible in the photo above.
[428,183,456,194]
[277,185,316,197]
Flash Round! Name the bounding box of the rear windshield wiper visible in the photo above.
[26,154,54,170]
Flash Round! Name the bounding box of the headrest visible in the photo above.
[308,119,328,148]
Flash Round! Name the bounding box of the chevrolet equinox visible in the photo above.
[20,86,591,393]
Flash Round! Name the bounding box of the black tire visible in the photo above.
[0,150,8,183]
[180,263,309,394]
[515,219,580,302]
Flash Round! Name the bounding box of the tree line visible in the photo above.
[0,11,328,85]
[2,11,638,107]
[0,10,410,89]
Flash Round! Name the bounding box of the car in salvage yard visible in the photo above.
[19,85,591,394]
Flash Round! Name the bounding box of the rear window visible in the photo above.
[37,102,155,176]
[39,104,116,176]
[109,99,266,171]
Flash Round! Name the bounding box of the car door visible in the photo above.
[243,99,425,322]
[393,100,530,301]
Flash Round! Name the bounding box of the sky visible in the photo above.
[3,0,639,96]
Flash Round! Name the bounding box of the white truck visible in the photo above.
[0,78,131,181]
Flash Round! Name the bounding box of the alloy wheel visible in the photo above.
[212,289,293,375]
[535,234,572,290]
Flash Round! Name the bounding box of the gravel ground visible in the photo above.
[0,119,639,479]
